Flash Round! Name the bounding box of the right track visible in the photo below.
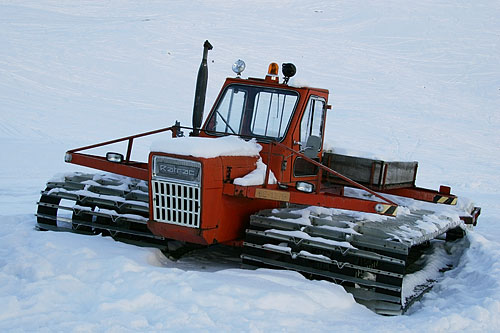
[242,206,467,315]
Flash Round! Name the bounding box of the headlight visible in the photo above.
[106,152,124,163]
[296,181,314,193]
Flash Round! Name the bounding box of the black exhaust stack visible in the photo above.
[191,40,213,136]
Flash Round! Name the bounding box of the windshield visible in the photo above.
[205,84,299,140]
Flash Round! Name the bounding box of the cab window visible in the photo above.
[209,86,246,134]
[206,84,298,141]
[251,91,296,138]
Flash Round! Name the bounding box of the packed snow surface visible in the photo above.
[1,0,500,332]
[151,136,262,159]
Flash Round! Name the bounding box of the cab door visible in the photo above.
[291,95,327,184]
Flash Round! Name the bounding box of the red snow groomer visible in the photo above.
[37,41,480,315]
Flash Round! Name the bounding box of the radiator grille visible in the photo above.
[152,180,201,228]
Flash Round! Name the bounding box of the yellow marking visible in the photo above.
[436,196,457,205]
[255,188,290,202]
[437,196,448,204]
[377,204,398,216]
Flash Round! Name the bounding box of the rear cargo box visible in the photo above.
[322,152,418,190]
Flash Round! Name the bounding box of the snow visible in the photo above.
[151,136,275,185]
[267,229,356,250]
[73,205,148,222]
[234,158,277,186]
[298,250,332,262]
[1,0,500,331]
[151,136,262,159]
[401,238,468,307]
[263,243,292,254]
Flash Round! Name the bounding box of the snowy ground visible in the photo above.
[1,1,499,331]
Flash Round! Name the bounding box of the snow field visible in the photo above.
[1,0,499,331]
[0,215,368,332]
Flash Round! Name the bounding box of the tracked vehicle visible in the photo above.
[36,41,480,315]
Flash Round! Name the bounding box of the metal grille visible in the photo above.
[152,180,201,228]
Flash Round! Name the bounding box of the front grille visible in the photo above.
[152,180,201,228]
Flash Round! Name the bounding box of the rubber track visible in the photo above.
[36,172,168,249]
[242,207,465,315]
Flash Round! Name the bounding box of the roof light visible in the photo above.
[282,63,296,84]
[268,62,279,76]
[232,59,246,76]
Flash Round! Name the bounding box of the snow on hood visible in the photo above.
[150,136,262,158]
[233,158,277,186]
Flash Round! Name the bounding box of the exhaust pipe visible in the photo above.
[191,40,213,136]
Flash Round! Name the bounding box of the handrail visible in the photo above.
[68,126,175,153]
[67,126,175,163]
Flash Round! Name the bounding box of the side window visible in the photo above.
[300,96,326,147]
[294,96,325,177]
[211,87,246,134]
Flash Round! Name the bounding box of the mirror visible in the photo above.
[302,135,321,158]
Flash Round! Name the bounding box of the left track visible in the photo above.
[36,172,168,249]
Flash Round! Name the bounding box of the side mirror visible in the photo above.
[302,135,321,158]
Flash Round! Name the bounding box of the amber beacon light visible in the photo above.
[267,62,279,75]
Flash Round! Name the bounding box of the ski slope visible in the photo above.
[1,1,499,331]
